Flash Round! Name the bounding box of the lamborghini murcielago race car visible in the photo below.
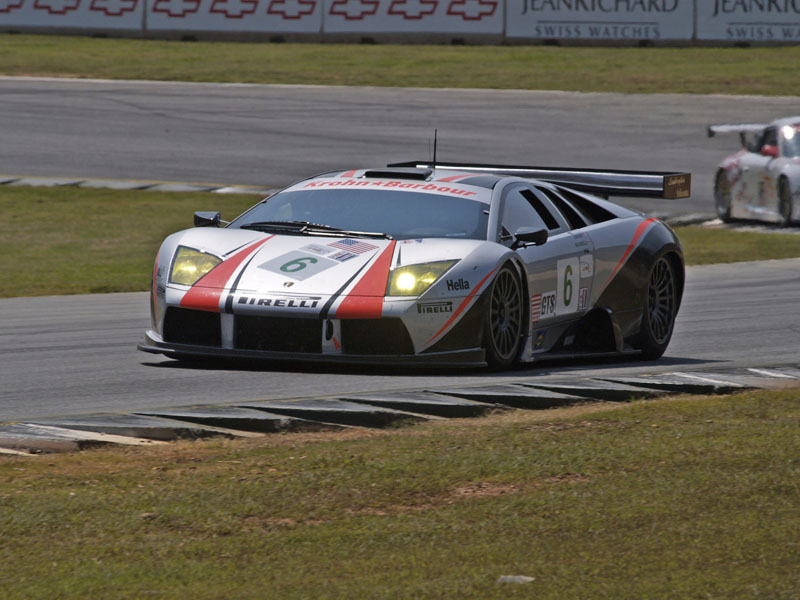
[138,162,691,369]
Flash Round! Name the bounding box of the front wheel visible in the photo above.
[639,256,677,361]
[778,178,793,227]
[483,265,524,370]
[714,170,733,222]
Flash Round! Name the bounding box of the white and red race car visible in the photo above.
[709,116,800,226]
[138,162,690,369]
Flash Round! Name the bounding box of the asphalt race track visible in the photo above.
[2,258,798,423]
[1,78,800,424]
[3,77,800,216]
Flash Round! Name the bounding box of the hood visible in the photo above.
[164,229,488,314]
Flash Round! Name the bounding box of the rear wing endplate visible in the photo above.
[388,161,691,199]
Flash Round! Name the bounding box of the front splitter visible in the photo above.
[138,331,487,368]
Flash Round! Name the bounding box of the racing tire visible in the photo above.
[483,264,524,370]
[778,177,793,227]
[714,171,733,223]
[639,256,677,361]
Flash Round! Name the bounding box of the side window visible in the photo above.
[520,189,560,230]
[501,190,548,236]
[764,127,778,147]
[757,127,778,151]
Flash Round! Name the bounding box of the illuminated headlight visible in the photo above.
[783,125,797,140]
[387,260,458,297]
[169,246,222,286]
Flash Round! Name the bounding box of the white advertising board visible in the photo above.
[322,0,503,34]
[506,0,695,40]
[697,1,800,42]
[0,0,144,29]
[146,0,322,32]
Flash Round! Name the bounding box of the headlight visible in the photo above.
[386,260,458,297]
[169,246,222,286]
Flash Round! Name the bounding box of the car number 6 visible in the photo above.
[563,264,573,306]
[280,256,318,273]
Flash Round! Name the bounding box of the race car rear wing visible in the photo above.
[388,161,691,199]
[706,123,765,138]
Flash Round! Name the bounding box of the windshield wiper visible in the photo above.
[239,221,392,239]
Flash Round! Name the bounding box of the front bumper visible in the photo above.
[138,330,486,368]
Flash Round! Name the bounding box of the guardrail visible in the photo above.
[1,0,799,44]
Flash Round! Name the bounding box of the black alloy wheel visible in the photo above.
[640,256,677,360]
[714,171,733,222]
[484,265,523,370]
[778,178,793,227]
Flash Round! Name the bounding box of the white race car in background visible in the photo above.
[138,161,690,370]
[709,116,800,226]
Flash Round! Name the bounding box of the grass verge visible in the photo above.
[0,186,256,297]
[1,390,798,599]
[3,34,800,95]
[3,185,800,297]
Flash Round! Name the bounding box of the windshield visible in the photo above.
[230,188,490,240]
[781,125,800,158]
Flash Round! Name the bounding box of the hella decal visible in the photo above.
[446,278,470,292]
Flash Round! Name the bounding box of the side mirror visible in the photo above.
[512,227,548,249]
[761,145,779,158]
[194,211,221,227]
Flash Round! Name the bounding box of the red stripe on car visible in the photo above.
[603,218,657,289]
[437,174,474,182]
[425,266,498,347]
[340,170,358,178]
[179,236,273,313]
[335,241,396,319]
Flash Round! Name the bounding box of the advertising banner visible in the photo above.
[322,0,502,34]
[697,1,800,42]
[506,0,695,41]
[0,0,144,29]
[146,0,322,32]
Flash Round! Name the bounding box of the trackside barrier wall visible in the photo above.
[2,0,800,43]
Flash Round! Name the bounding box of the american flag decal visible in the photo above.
[530,293,542,322]
[328,239,378,254]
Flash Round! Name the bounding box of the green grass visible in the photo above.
[676,225,800,265]
[0,186,256,297]
[2,185,800,298]
[1,390,798,599]
[2,34,800,95]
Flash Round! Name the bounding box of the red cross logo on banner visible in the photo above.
[0,0,24,12]
[33,0,79,13]
[388,0,436,19]
[328,0,377,20]
[447,0,495,20]
[152,0,200,17]
[90,0,138,16]
[210,0,257,18]
[267,0,315,19]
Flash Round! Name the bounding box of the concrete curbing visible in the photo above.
[2,364,798,455]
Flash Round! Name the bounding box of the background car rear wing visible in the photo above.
[706,123,765,138]
[707,123,766,149]
[389,161,691,199]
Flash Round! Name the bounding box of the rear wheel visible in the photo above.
[778,177,793,227]
[484,265,524,370]
[714,170,733,222]
[639,256,677,361]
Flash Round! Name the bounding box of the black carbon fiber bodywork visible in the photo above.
[595,224,684,349]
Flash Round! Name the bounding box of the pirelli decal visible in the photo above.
[417,301,453,315]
